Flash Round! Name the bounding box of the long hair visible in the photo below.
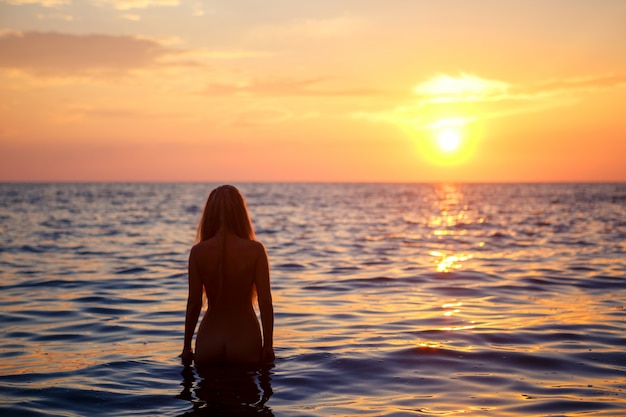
[196,185,257,301]
[197,185,256,243]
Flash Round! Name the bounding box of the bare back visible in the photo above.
[188,234,270,365]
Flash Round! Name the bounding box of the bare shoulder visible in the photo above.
[191,237,265,260]
[190,238,218,257]
[250,240,267,256]
[233,238,264,256]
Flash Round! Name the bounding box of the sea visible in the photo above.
[1,182,625,417]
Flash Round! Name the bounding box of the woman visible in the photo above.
[181,185,275,366]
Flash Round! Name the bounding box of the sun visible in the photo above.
[430,117,467,154]
[436,128,462,152]
[413,116,479,166]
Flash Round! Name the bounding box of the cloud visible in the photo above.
[414,73,510,103]
[48,104,189,124]
[414,72,626,104]
[3,0,69,7]
[203,76,379,97]
[0,31,277,79]
[355,72,626,129]
[177,49,272,61]
[36,12,74,21]
[250,16,369,43]
[522,73,626,97]
[191,1,207,17]
[0,31,187,76]
[97,0,180,10]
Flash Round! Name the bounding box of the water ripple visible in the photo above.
[0,182,625,416]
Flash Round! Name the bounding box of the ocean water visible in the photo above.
[1,182,625,417]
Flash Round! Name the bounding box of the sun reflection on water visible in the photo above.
[441,324,476,331]
[442,301,462,316]
[440,301,476,331]
[430,251,473,272]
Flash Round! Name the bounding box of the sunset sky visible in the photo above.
[1,1,625,182]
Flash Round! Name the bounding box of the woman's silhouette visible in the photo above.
[181,185,274,366]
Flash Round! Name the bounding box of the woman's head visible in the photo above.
[197,185,256,242]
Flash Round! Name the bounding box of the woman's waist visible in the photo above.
[203,306,257,320]
[199,311,260,333]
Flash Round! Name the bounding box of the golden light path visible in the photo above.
[430,251,474,273]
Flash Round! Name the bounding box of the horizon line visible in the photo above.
[1,179,625,185]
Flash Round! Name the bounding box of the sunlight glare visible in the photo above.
[430,251,473,272]
[437,128,461,152]
[421,117,474,164]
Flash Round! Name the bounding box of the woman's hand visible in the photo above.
[180,348,194,366]
[261,345,275,364]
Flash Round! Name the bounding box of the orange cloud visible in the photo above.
[51,104,189,122]
[4,0,69,6]
[414,73,510,103]
[203,76,379,97]
[414,72,626,104]
[355,72,626,130]
[0,31,186,76]
[249,16,369,42]
[522,73,626,97]
[99,0,180,10]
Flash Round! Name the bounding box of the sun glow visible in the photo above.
[436,128,462,152]
[396,74,500,168]
[424,117,473,162]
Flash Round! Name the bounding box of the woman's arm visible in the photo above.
[182,246,203,364]
[255,242,275,363]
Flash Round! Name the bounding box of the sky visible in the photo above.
[1,0,625,182]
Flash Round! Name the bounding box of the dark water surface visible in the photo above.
[1,183,625,416]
